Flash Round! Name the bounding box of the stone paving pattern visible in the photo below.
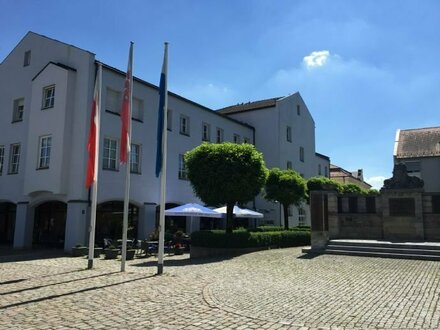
[0,247,439,329]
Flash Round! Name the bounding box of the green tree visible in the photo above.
[185,143,268,233]
[306,176,343,193]
[265,168,307,230]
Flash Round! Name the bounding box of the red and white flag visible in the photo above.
[120,43,133,164]
[86,64,102,188]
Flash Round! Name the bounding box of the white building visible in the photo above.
[219,95,330,227]
[394,127,440,192]
[0,32,328,250]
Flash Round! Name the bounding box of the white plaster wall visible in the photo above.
[24,64,73,195]
[0,32,95,204]
[315,155,331,178]
[278,93,316,179]
[397,157,440,193]
[222,107,279,168]
[96,66,255,207]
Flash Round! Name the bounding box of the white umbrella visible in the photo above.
[165,203,223,218]
[213,205,264,218]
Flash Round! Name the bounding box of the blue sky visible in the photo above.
[1,0,439,189]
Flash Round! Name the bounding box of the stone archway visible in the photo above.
[96,201,139,246]
[0,202,16,245]
[33,201,67,248]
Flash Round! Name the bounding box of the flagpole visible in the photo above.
[87,63,102,269]
[157,42,169,275]
[121,42,134,272]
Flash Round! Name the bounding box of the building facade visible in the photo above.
[330,164,372,190]
[218,95,329,227]
[394,127,440,193]
[0,32,327,250]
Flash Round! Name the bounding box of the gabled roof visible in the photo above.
[315,152,330,161]
[1,31,94,65]
[100,62,254,130]
[395,126,440,159]
[217,97,282,115]
[32,61,76,81]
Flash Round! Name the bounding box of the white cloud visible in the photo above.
[303,50,330,68]
[365,176,387,190]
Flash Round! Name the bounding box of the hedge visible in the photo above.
[250,225,311,232]
[191,229,310,249]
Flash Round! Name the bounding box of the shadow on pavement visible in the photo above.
[131,255,233,268]
[0,247,67,263]
[0,271,120,296]
[297,252,323,259]
[0,273,156,310]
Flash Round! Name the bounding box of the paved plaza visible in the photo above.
[1,247,440,329]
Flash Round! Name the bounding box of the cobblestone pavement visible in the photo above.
[1,247,440,329]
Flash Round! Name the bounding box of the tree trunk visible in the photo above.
[283,203,289,230]
[226,202,234,234]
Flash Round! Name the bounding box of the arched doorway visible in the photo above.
[0,202,16,245]
[33,201,67,248]
[155,203,187,234]
[96,201,139,246]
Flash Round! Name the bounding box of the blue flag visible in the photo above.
[155,44,168,177]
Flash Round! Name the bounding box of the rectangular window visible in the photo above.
[167,109,172,131]
[12,98,24,122]
[132,97,143,121]
[348,197,358,213]
[42,85,55,109]
[202,122,210,141]
[0,146,4,175]
[105,88,121,114]
[180,115,190,136]
[178,154,188,180]
[432,195,440,214]
[38,135,52,169]
[337,197,343,213]
[24,50,31,67]
[130,143,141,174]
[366,197,376,213]
[287,126,292,142]
[404,161,421,174]
[233,134,240,144]
[318,164,322,176]
[324,166,328,177]
[216,128,224,143]
[297,104,301,116]
[299,147,304,162]
[103,138,118,170]
[8,144,20,174]
[298,208,306,226]
[243,137,250,144]
[287,161,292,170]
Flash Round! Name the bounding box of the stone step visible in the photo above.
[326,244,440,256]
[324,248,440,261]
[329,239,440,251]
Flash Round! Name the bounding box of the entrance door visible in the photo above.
[0,203,16,245]
[33,201,67,248]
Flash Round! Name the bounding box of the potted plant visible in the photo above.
[72,244,88,257]
[174,231,186,255]
[126,248,136,260]
[94,244,103,258]
[104,245,119,259]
